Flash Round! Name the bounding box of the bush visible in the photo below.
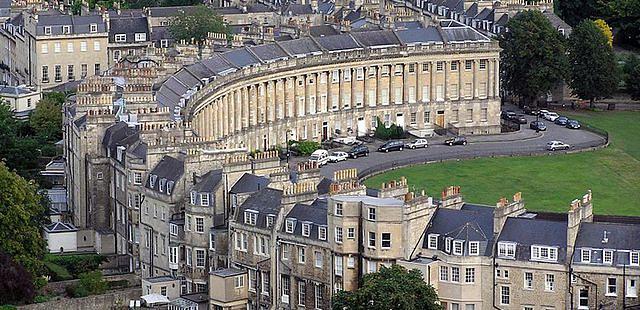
[33,295,51,303]
[44,254,106,278]
[78,271,107,295]
[288,140,320,156]
[107,280,129,289]
[374,117,404,140]
[65,283,88,298]
[44,261,72,282]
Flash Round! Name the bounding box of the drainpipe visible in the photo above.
[492,241,502,310]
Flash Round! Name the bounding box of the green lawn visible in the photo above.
[365,111,640,216]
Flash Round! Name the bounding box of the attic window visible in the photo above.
[453,240,464,255]
[581,249,591,263]
[469,241,479,255]
[44,26,51,35]
[190,192,196,205]
[497,242,516,258]
[427,234,438,249]
[167,181,174,195]
[150,175,157,187]
[159,178,166,192]
[603,250,613,264]
[62,26,71,34]
[318,226,327,241]
[90,24,97,33]
[244,211,258,225]
[286,219,296,233]
[266,215,275,228]
[135,33,146,42]
[302,223,311,237]
[115,34,126,42]
[201,193,210,206]
[631,252,639,266]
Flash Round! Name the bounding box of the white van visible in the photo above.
[308,149,330,167]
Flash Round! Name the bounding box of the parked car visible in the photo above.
[523,106,538,115]
[515,114,528,124]
[530,121,547,131]
[308,149,330,166]
[444,136,467,146]
[327,151,348,163]
[347,145,369,158]
[378,140,405,152]
[554,116,569,126]
[501,110,517,120]
[407,139,428,149]
[334,136,359,145]
[566,120,581,129]
[547,141,570,151]
[544,112,560,122]
[538,109,550,117]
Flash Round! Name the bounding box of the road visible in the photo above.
[289,113,607,180]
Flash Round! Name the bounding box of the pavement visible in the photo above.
[288,111,607,180]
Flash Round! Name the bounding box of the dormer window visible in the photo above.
[115,34,126,42]
[581,249,591,263]
[244,210,258,225]
[318,226,327,241]
[498,242,516,259]
[531,245,558,262]
[603,250,613,264]
[190,192,196,205]
[90,24,97,33]
[62,25,71,34]
[150,175,157,187]
[453,240,464,255]
[134,33,146,42]
[266,215,275,228]
[302,223,311,237]
[427,234,438,249]
[445,237,452,253]
[200,193,209,206]
[286,219,296,233]
[167,181,174,195]
[159,178,166,192]
[469,241,479,256]
[631,252,640,266]
[44,26,51,35]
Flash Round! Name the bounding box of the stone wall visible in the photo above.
[20,287,141,310]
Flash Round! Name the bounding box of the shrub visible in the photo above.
[374,117,404,140]
[78,271,107,295]
[295,140,320,156]
[44,261,72,282]
[44,254,106,278]
[107,280,129,289]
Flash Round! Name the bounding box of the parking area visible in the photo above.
[288,106,607,179]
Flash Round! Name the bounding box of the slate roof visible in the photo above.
[542,11,572,35]
[395,21,423,30]
[309,25,340,37]
[101,122,140,160]
[221,48,260,68]
[249,43,289,63]
[36,14,107,36]
[211,268,245,277]
[277,37,322,56]
[236,187,283,229]
[44,222,77,233]
[314,33,361,51]
[424,204,495,256]
[281,199,328,241]
[498,217,568,263]
[441,26,489,42]
[148,6,199,17]
[282,3,314,15]
[476,8,493,21]
[351,30,400,48]
[145,155,184,195]
[108,16,150,43]
[230,173,270,194]
[193,169,223,193]
[395,27,442,45]
[575,222,640,251]
[144,275,176,283]
[0,85,35,96]
[0,0,10,18]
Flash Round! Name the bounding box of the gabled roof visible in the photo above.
[193,169,223,193]
[108,16,149,43]
[281,199,328,241]
[230,173,270,194]
[498,217,568,263]
[44,222,77,233]
[424,204,495,256]
[145,155,184,194]
[465,2,478,17]
[101,122,140,159]
[237,187,283,229]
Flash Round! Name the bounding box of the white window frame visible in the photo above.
[195,216,205,233]
[318,226,327,240]
[465,268,475,283]
[498,242,516,258]
[581,249,591,263]
[244,210,258,226]
[200,193,209,206]
[115,34,126,42]
[302,223,311,237]
[335,203,343,216]
[545,273,555,292]
[428,234,438,249]
[606,277,617,296]
[469,241,479,255]
[524,272,533,290]
[298,247,306,264]
[286,219,295,233]
[500,286,510,305]
[603,249,613,264]
[627,278,638,298]
[368,207,376,221]
[234,275,244,288]
[453,240,464,255]
[631,252,640,266]
[314,251,323,268]
[335,227,343,243]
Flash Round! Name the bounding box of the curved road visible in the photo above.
[290,113,607,180]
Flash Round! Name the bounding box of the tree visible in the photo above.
[168,5,229,58]
[498,11,569,107]
[0,105,40,178]
[29,96,63,142]
[602,0,640,47]
[557,0,603,26]
[0,162,49,280]
[624,54,640,100]
[568,20,619,107]
[374,117,404,140]
[332,265,443,310]
[0,252,36,305]
[594,19,614,46]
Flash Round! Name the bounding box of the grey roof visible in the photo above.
[309,25,340,37]
[314,33,362,51]
[495,13,509,27]
[237,187,283,229]
[221,48,260,68]
[108,16,150,43]
[498,217,568,263]
[36,14,107,36]
[441,25,489,42]
[211,268,246,277]
[145,155,184,194]
[144,275,176,283]
[230,173,270,194]
[542,11,572,35]
[424,204,495,256]
[277,37,322,56]
[465,3,478,17]
[476,8,494,21]
[179,293,208,303]
[0,85,35,96]
[193,169,223,193]
[395,27,443,44]
[281,199,328,241]
[351,30,400,48]
[44,222,77,233]
[246,3,272,13]
[282,3,314,15]
[101,122,140,161]
[395,21,423,30]
[108,9,145,18]
[201,54,236,74]
[248,43,289,63]
[575,222,640,251]
[317,1,335,15]
[316,177,332,195]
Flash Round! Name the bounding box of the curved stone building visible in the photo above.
[157,24,501,150]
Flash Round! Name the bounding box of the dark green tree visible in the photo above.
[374,117,404,140]
[624,54,640,100]
[0,163,49,282]
[602,0,640,47]
[557,0,603,26]
[0,252,36,305]
[498,10,569,107]
[29,96,63,142]
[0,104,40,178]
[568,20,619,108]
[168,5,229,58]
[332,264,443,310]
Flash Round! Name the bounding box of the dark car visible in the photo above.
[530,120,547,131]
[501,111,517,120]
[444,136,467,146]
[347,145,369,158]
[554,116,569,126]
[515,114,528,124]
[523,106,538,115]
[566,120,581,129]
[378,140,405,152]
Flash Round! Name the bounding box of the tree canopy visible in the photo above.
[567,20,619,106]
[594,19,614,46]
[30,95,63,142]
[557,0,603,26]
[498,10,569,106]
[0,162,48,281]
[0,251,37,305]
[168,5,228,53]
[624,54,640,100]
[602,0,640,47]
[332,264,443,310]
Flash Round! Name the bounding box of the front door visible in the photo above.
[322,122,328,141]
[396,113,405,128]
[357,117,366,136]
[436,110,445,127]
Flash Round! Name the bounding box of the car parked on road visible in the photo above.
[308,149,330,166]
[547,141,571,151]
[407,139,428,149]
[327,151,348,163]
[523,106,539,115]
[544,112,560,122]
[444,136,467,146]
[515,114,528,124]
[566,120,581,129]
[347,145,369,158]
[554,116,569,126]
[538,109,550,117]
[378,140,405,152]
[530,121,547,131]
[501,111,517,121]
